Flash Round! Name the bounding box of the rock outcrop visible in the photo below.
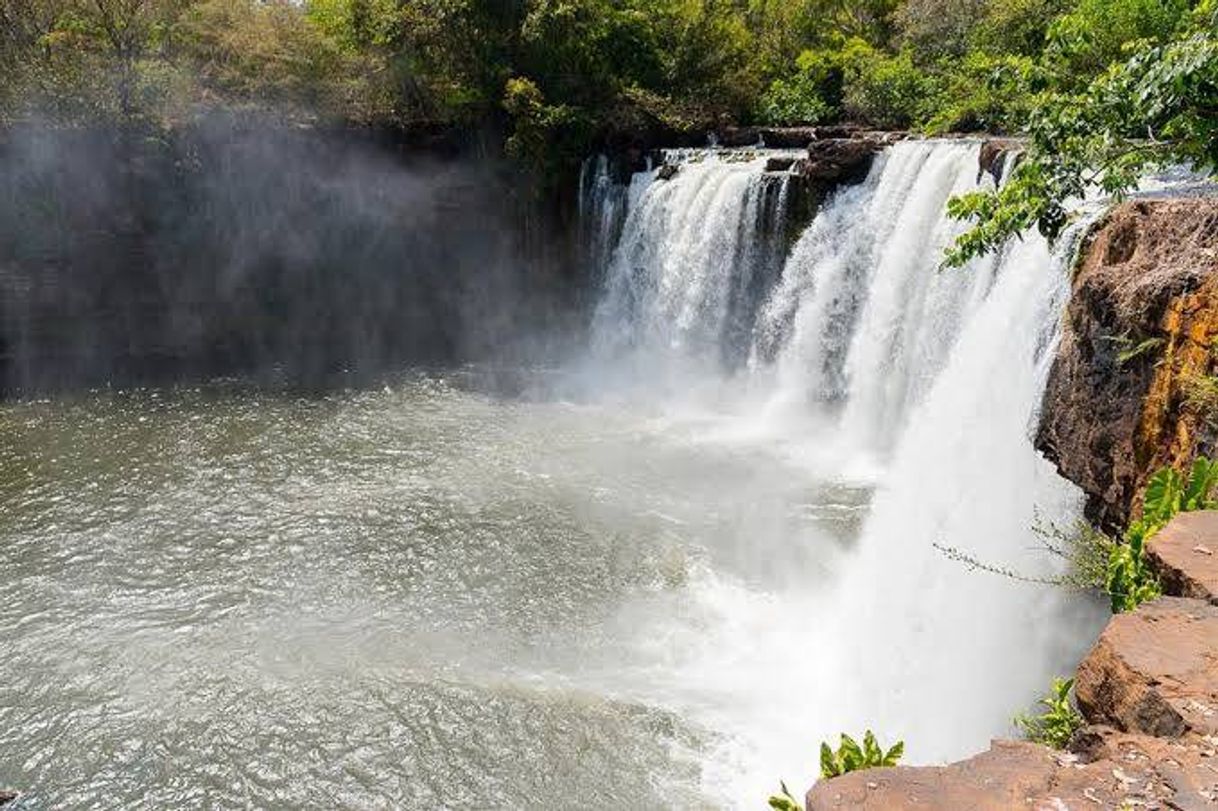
[1036,199,1218,530]
[806,511,1218,811]
[1074,596,1218,737]
[796,138,886,186]
[1148,511,1218,602]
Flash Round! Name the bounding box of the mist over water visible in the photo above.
[0,117,569,394]
[0,135,1107,808]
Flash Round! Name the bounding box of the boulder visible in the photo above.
[797,138,884,186]
[716,126,762,147]
[1074,597,1218,737]
[1148,511,1218,602]
[759,127,819,149]
[765,156,798,173]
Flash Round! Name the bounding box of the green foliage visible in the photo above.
[757,74,835,125]
[755,41,862,125]
[819,730,904,778]
[1045,0,1193,80]
[767,781,803,811]
[843,48,933,129]
[945,15,1218,267]
[2,0,1215,184]
[922,51,1038,133]
[1115,336,1166,366]
[1106,520,1163,612]
[1015,677,1083,749]
[1108,458,1218,612]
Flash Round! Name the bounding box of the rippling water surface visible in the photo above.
[0,372,868,809]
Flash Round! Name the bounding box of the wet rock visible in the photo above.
[977,137,1021,183]
[758,127,819,148]
[1036,199,1218,531]
[796,138,884,186]
[1075,597,1218,737]
[716,126,762,148]
[764,156,797,173]
[1148,511,1218,602]
[656,163,679,181]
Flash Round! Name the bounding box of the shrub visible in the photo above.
[1015,677,1083,749]
[756,73,834,125]
[1106,521,1162,612]
[767,782,803,811]
[842,49,933,129]
[755,40,865,126]
[922,52,1039,134]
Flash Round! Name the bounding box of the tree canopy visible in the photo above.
[1,0,1213,207]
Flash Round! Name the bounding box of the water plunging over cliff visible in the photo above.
[578,140,1105,800]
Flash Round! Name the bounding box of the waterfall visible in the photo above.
[587,151,795,376]
[578,141,1105,801]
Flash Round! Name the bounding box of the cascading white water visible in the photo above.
[580,141,1106,803]
[588,152,795,380]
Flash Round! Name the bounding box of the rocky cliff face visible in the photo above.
[1036,199,1218,530]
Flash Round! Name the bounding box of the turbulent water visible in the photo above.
[0,140,1107,809]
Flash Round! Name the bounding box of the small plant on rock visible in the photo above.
[1106,520,1162,613]
[1108,457,1218,612]
[819,730,904,778]
[1015,677,1084,749]
[767,731,904,809]
[767,782,803,811]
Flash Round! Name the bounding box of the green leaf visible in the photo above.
[1143,467,1183,527]
[820,741,838,778]
[882,740,904,766]
[839,734,863,771]
[863,730,881,765]
[1184,457,1218,510]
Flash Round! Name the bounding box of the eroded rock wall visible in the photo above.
[1036,199,1218,530]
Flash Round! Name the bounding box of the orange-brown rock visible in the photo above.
[1075,597,1218,737]
[805,734,1218,810]
[1148,510,1218,602]
[1036,199,1218,531]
